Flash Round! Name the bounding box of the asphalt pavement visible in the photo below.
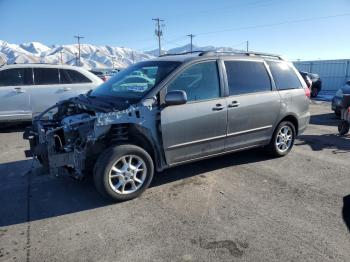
[0,101,349,262]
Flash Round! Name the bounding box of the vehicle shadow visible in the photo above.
[309,112,339,127]
[0,122,31,133]
[296,133,350,154]
[0,148,271,227]
[342,195,350,233]
[151,148,270,187]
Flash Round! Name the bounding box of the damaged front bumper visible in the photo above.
[23,118,94,178]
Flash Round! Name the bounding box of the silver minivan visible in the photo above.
[0,64,103,122]
[24,51,310,201]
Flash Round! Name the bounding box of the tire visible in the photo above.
[335,110,341,118]
[311,87,319,98]
[338,120,350,136]
[93,144,154,201]
[267,121,296,157]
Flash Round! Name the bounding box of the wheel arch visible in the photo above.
[106,123,167,172]
[278,114,299,135]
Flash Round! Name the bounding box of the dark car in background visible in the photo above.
[299,71,312,88]
[332,80,350,117]
[309,72,322,97]
[299,71,322,97]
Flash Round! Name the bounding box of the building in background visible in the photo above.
[294,59,350,96]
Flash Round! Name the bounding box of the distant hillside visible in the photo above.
[146,44,242,56]
[0,40,154,69]
[0,41,246,69]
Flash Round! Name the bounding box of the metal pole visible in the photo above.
[152,18,164,56]
[74,35,84,66]
[60,51,63,64]
[187,34,195,53]
[246,41,249,52]
[132,51,135,64]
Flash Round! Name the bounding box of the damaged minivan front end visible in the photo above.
[23,94,161,179]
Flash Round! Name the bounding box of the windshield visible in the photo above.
[91,61,181,99]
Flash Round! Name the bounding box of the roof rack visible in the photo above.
[198,50,284,60]
[159,51,206,57]
[158,50,284,60]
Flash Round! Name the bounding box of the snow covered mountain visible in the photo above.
[146,44,242,56]
[0,40,244,69]
[0,40,154,69]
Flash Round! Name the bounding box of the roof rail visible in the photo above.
[159,51,206,57]
[198,50,284,60]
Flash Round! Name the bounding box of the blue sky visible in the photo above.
[0,0,349,60]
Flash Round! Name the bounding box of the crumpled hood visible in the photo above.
[68,94,133,113]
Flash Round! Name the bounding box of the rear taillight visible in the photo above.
[102,76,107,82]
[305,87,311,98]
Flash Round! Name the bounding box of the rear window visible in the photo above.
[225,61,271,95]
[34,68,59,85]
[267,61,302,90]
[60,69,91,84]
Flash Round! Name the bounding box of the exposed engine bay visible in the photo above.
[23,94,164,179]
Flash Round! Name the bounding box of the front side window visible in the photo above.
[60,69,91,84]
[167,61,220,102]
[91,61,180,99]
[225,61,271,96]
[0,68,30,86]
[267,61,302,90]
[34,68,59,85]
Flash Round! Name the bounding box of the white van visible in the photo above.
[0,64,103,122]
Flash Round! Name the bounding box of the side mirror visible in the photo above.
[165,90,187,106]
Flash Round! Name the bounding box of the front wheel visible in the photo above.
[267,121,296,157]
[93,145,154,201]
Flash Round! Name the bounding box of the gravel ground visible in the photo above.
[0,101,349,262]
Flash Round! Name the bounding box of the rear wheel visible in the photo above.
[338,120,350,136]
[93,144,154,201]
[267,121,296,157]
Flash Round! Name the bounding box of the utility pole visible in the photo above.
[131,51,135,64]
[74,35,84,66]
[246,40,249,52]
[59,50,63,64]
[74,52,78,66]
[111,56,116,70]
[152,18,164,56]
[187,34,195,53]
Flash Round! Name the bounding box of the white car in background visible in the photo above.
[0,64,103,122]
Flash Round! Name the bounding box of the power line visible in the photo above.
[195,13,350,36]
[152,18,164,56]
[74,35,84,66]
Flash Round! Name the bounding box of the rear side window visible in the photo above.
[267,61,302,90]
[225,61,271,96]
[0,68,33,86]
[34,68,59,85]
[60,69,92,84]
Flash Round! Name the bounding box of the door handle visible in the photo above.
[14,87,25,93]
[212,104,225,111]
[228,101,240,108]
[61,87,71,91]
